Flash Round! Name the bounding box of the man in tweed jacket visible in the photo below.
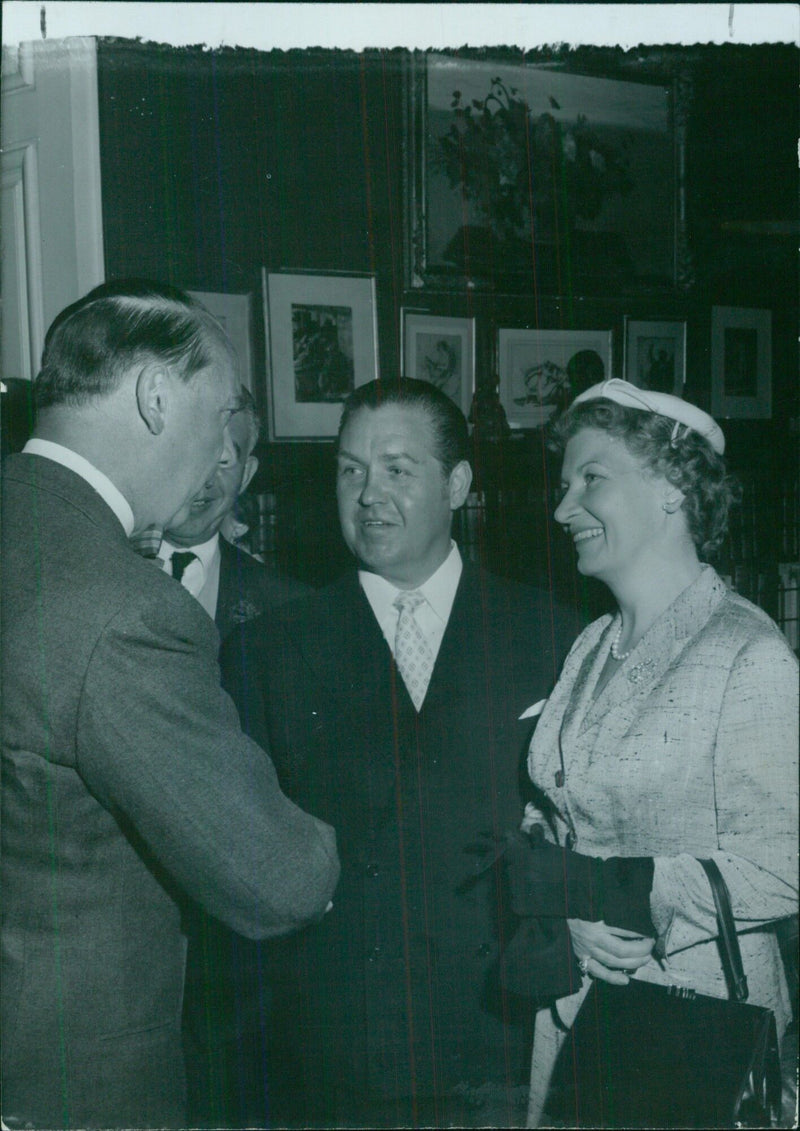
[1,281,338,1129]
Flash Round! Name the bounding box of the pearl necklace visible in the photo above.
[610,620,633,661]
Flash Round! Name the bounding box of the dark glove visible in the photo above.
[505,826,656,938]
[500,916,581,1005]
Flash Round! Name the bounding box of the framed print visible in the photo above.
[711,306,772,420]
[188,291,254,390]
[401,311,475,414]
[497,328,612,429]
[407,51,689,292]
[262,269,379,440]
[624,318,686,394]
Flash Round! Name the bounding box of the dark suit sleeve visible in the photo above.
[75,587,339,940]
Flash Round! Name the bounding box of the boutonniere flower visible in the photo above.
[231,599,260,625]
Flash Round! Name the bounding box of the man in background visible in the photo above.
[223,377,576,1128]
[1,280,338,1129]
[160,384,306,641]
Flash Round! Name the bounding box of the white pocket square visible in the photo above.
[519,699,547,720]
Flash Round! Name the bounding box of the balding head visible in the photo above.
[36,279,231,410]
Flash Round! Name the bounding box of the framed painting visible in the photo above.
[401,310,475,414]
[406,51,689,293]
[188,291,254,390]
[497,328,612,429]
[624,318,686,394]
[711,306,772,420]
[262,269,379,440]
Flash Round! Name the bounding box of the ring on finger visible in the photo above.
[578,957,590,976]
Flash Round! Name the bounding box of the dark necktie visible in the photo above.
[170,551,198,583]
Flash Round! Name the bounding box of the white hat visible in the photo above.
[572,378,725,455]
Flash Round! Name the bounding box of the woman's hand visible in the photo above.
[568,918,655,986]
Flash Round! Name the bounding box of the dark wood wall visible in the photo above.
[97,42,798,605]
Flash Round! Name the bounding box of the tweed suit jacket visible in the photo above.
[524,566,798,1123]
[0,454,339,1130]
[180,536,311,1068]
[222,563,576,1115]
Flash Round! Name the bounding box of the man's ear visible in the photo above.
[136,363,170,436]
[240,453,259,494]
[447,459,473,510]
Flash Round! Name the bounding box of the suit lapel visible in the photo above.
[573,567,728,744]
[298,573,410,711]
[418,565,494,712]
[557,616,616,746]
[421,569,469,708]
[215,539,235,634]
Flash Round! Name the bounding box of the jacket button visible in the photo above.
[476,942,491,958]
[366,863,379,877]
[367,945,382,963]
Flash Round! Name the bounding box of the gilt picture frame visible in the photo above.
[262,269,379,440]
[406,50,688,293]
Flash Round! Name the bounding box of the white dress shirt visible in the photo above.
[22,438,135,536]
[359,541,463,672]
[158,532,221,619]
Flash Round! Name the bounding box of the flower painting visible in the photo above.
[410,53,678,291]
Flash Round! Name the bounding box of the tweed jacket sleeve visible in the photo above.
[75,583,339,939]
[526,568,798,961]
[649,617,798,956]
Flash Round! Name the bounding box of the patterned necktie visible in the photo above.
[129,525,163,560]
[393,589,434,711]
[170,551,198,583]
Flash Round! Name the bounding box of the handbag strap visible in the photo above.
[697,857,749,1003]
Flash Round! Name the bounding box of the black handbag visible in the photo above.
[546,858,782,1129]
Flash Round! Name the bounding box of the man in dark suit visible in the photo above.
[0,281,339,1130]
[223,378,575,1128]
[160,384,307,641]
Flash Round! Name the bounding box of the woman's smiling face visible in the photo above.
[554,426,675,587]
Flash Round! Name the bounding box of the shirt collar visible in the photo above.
[23,438,135,536]
[359,541,463,624]
[158,531,220,571]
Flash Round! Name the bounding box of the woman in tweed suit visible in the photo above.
[521,380,798,1127]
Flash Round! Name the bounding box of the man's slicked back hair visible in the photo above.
[35,279,232,410]
[337,377,469,476]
